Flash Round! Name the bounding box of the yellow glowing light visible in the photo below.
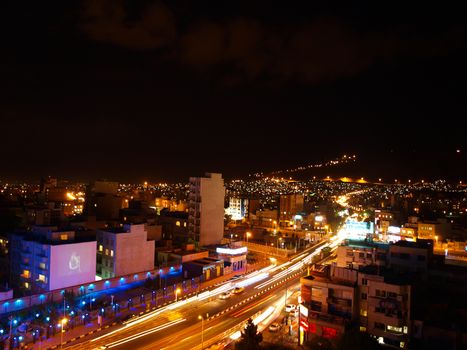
[66,192,76,200]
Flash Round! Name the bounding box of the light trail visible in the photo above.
[104,318,186,348]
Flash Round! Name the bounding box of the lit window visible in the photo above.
[24,282,30,289]
[22,270,30,278]
[39,263,46,270]
[176,221,181,227]
[183,222,187,227]
[360,309,368,317]
[110,250,114,257]
[38,274,46,282]
[403,326,408,334]
[99,245,103,252]
[105,249,109,256]
[60,234,68,240]
[387,325,403,333]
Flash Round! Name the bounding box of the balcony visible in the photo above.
[327,296,352,307]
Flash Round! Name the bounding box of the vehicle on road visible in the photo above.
[232,287,245,294]
[219,291,231,300]
[285,304,296,313]
[268,322,281,332]
[121,313,137,323]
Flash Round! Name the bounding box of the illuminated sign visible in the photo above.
[344,220,374,240]
[49,241,96,291]
[68,252,81,272]
[299,304,308,317]
[300,319,309,331]
[216,247,247,255]
[387,226,401,234]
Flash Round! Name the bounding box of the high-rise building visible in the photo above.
[188,173,225,246]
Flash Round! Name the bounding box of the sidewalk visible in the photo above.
[21,262,269,350]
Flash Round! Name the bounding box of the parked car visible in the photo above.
[268,322,281,332]
[285,304,296,313]
[219,292,231,300]
[232,287,245,294]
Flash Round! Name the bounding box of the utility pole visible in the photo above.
[8,315,13,350]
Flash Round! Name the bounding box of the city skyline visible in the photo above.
[1,2,465,181]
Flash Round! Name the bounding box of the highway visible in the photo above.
[64,240,337,350]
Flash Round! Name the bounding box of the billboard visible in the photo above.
[49,241,96,291]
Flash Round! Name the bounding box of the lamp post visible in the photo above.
[8,316,13,350]
[198,315,204,349]
[59,318,67,349]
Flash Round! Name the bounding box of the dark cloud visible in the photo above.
[81,0,176,50]
[80,1,464,85]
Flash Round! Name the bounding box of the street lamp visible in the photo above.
[60,318,68,349]
[175,288,181,302]
[198,315,204,349]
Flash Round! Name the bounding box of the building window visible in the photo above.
[38,274,46,282]
[361,293,367,300]
[417,255,426,261]
[387,325,403,333]
[375,306,385,313]
[183,222,187,227]
[362,278,368,285]
[105,249,109,256]
[22,270,30,278]
[376,289,386,298]
[375,322,385,330]
[60,234,68,240]
[403,326,408,334]
[39,263,46,270]
[24,282,30,289]
[176,221,181,227]
[360,309,368,317]
[359,252,365,258]
[110,250,114,257]
[99,245,103,252]
[387,292,397,298]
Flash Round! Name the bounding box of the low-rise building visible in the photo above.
[9,226,96,294]
[336,240,388,269]
[299,264,412,349]
[97,223,155,279]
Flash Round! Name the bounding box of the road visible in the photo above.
[62,240,331,350]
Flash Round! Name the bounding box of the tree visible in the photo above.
[235,318,263,350]
[303,336,333,350]
[337,328,383,350]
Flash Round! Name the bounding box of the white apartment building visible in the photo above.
[97,223,155,279]
[225,197,249,221]
[188,173,225,246]
[336,241,388,269]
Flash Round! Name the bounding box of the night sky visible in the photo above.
[1,1,466,182]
